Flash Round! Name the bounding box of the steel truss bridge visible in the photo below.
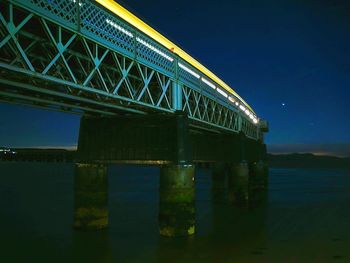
[0,0,264,140]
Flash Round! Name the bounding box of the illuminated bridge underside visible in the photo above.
[0,0,259,139]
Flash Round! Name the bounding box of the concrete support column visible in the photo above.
[159,164,195,237]
[262,161,269,189]
[228,161,249,206]
[250,161,269,190]
[248,161,269,206]
[211,163,227,202]
[74,163,108,230]
[257,143,269,188]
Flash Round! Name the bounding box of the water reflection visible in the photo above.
[155,198,268,263]
[71,230,113,263]
[154,165,269,263]
[157,236,197,263]
[1,162,350,262]
[209,203,268,262]
[211,163,269,208]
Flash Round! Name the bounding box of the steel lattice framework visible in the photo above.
[0,0,259,139]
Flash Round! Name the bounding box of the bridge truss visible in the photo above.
[0,0,259,139]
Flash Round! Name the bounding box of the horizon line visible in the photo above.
[1,145,349,158]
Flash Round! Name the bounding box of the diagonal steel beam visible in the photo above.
[41,21,77,80]
[112,54,135,98]
[182,86,193,116]
[155,72,171,108]
[136,63,155,104]
[82,39,109,92]
[192,91,202,120]
[0,4,34,71]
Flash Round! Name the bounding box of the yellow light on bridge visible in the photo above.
[95,0,255,114]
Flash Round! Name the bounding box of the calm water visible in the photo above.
[0,162,350,262]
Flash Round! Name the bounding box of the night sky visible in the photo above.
[0,0,350,156]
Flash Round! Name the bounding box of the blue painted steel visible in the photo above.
[0,0,260,139]
[9,0,237,109]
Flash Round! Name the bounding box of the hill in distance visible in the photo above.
[268,153,350,169]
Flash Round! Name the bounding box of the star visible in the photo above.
[282,102,286,107]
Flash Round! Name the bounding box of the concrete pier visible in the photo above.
[228,161,249,206]
[74,112,268,234]
[211,163,227,202]
[248,161,269,206]
[249,161,268,190]
[159,164,195,237]
[74,163,108,230]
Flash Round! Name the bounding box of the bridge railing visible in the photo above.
[6,0,259,139]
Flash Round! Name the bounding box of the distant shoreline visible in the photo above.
[268,153,350,169]
[1,147,350,169]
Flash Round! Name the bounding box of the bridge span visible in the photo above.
[0,0,268,236]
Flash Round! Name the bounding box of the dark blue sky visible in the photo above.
[1,0,350,155]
